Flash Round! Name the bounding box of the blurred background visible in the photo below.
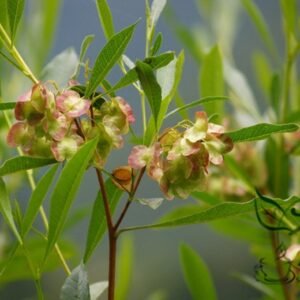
[0,0,294,299]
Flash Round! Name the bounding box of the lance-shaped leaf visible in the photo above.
[200,45,224,117]
[180,244,217,300]
[111,52,174,92]
[60,264,90,300]
[85,22,138,97]
[73,35,95,79]
[96,0,115,40]
[136,60,162,128]
[226,123,299,143]
[7,0,25,43]
[0,102,16,110]
[45,137,98,260]
[0,156,57,177]
[84,179,122,262]
[119,195,299,233]
[22,164,59,237]
[0,178,22,244]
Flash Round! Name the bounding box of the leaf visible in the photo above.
[73,35,95,79]
[90,282,108,300]
[137,198,164,210]
[0,238,76,284]
[0,156,57,176]
[111,52,174,92]
[120,200,256,232]
[60,264,91,300]
[79,35,95,62]
[0,0,9,32]
[85,22,138,97]
[83,179,122,262]
[180,244,217,300]
[150,0,167,30]
[45,138,98,260]
[280,0,296,35]
[164,96,227,119]
[136,60,162,128]
[242,0,277,58]
[41,48,79,87]
[200,45,224,117]
[0,178,22,244]
[116,235,134,300]
[96,0,115,40]
[7,0,25,43]
[22,164,59,237]
[144,51,184,145]
[226,123,299,143]
[0,102,16,110]
[150,32,162,56]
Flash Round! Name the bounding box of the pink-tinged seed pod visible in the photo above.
[6,122,28,147]
[56,90,90,118]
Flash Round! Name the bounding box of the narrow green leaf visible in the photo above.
[73,35,95,79]
[79,35,95,62]
[0,178,22,244]
[0,156,57,176]
[144,52,175,69]
[96,0,115,40]
[7,0,25,43]
[116,235,134,300]
[0,0,9,31]
[40,48,79,87]
[0,102,16,110]
[85,22,138,97]
[280,0,296,35]
[83,179,122,262]
[226,123,299,143]
[60,264,91,300]
[136,60,162,128]
[22,164,59,237]
[164,96,227,119]
[150,32,163,56]
[120,200,256,232]
[111,52,174,92]
[200,45,224,116]
[180,244,217,300]
[242,0,277,58]
[45,138,98,260]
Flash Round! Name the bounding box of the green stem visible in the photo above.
[0,25,38,83]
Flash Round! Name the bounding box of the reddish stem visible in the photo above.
[95,168,115,300]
